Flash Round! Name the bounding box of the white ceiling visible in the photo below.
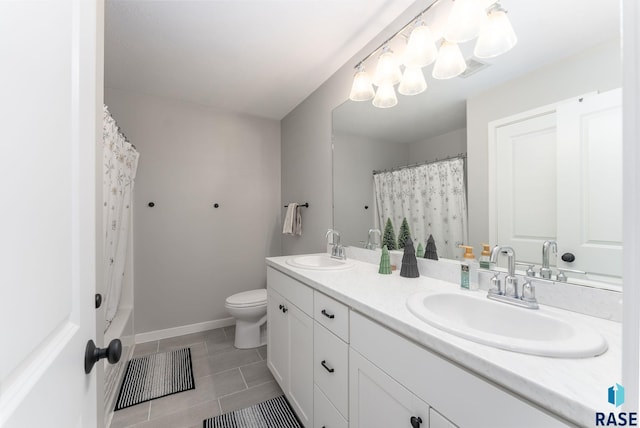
[332,0,621,143]
[105,0,418,120]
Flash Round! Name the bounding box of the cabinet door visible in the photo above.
[350,348,429,428]
[267,288,288,389]
[430,408,458,428]
[288,303,314,427]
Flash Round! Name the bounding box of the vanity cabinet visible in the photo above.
[350,348,430,428]
[267,268,314,426]
[350,311,568,428]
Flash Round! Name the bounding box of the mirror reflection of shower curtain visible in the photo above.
[373,158,467,259]
[103,106,139,331]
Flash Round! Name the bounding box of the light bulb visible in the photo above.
[432,40,467,79]
[373,47,402,86]
[474,5,517,58]
[404,22,438,68]
[372,84,398,108]
[349,67,375,101]
[398,66,427,96]
[444,0,486,43]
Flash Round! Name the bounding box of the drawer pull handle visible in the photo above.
[321,360,335,373]
[321,309,335,319]
[279,304,283,310]
[282,306,288,313]
[410,416,423,428]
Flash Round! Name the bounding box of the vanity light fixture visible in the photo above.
[349,0,517,109]
[443,0,486,43]
[474,3,517,58]
[349,65,375,101]
[432,40,467,79]
[398,65,427,95]
[372,45,402,86]
[372,83,398,108]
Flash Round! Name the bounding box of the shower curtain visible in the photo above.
[103,105,139,330]
[373,157,467,259]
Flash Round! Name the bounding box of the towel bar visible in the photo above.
[284,202,309,208]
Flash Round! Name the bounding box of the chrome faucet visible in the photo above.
[365,229,381,250]
[540,240,558,279]
[488,245,538,309]
[326,229,346,260]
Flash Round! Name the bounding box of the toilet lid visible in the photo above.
[226,289,267,307]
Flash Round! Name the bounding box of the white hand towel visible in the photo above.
[283,203,298,234]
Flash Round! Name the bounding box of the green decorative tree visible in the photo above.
[425,234,439,261]
[397,217,412,249]
[382,218,397,251]
[416,242,424,258]
[378,245,392,275]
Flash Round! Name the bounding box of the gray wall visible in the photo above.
[281,1,427,255]
[105,88,281,334]
[333,133,409,247]
[408,128,467,161]
[466,39,622,252]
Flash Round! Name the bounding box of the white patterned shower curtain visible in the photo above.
[373,157,467,259]
[103,106,139,330]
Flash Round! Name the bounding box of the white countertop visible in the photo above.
[266,254,622,427]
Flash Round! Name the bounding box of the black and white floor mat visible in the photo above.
[115,347,195,410]
[203,395,302,428]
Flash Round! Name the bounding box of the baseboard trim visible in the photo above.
[135,317,236,344]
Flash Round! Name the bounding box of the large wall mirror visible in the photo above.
[332,0,622,287]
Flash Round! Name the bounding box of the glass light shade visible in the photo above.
[398,66,427,96]
[474,8,517,58]
[372,84,398,108]
[432,41,467,79]
[404,24,438,68]
[373,48,402,86]
[349,69,375,101]
[444,0,485,43]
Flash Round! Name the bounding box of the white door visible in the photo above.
[349,349,429,428]
[494,112,558,264]
[0,1,101,427]
[556,89,623,279]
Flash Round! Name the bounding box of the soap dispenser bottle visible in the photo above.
[479,244,491,269]
[459,245,477,290]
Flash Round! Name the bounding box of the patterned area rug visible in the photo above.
[115,347,195,410]
[203,395,302,428]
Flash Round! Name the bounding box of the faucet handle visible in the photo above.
[521,279,536,303]
[515,262,536,277]
[489,273,502,295]
[556,267,587,282]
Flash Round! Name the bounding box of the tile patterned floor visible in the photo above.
[110,326,281,428]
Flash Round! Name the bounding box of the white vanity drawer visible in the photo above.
[267,267,313,316]
[314,322,349,419]
[314,385,348,428]
[314,291,349,342]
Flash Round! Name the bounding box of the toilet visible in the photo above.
[225,289,268,349]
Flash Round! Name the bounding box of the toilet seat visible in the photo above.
[225,289,267,308]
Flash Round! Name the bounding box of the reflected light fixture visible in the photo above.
[404,21,437,68]
[348,0,517,109]
[432,40,466,79]
[398,66,427,96]
[372,84,398,108]
[444,0,486,43]
[474,3,517,58]
[349,65,375,101]
[373,45,402,86]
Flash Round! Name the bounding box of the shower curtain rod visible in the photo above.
[373,153,466,175]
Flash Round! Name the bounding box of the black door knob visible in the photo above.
[84,339,122,374]
[410,416,423,427]
[561,252,576,263]
[95,293,102,309]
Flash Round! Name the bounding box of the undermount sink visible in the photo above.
[406,291,607,358]
[285,255,354,270]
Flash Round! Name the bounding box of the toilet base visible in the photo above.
[234,317,267,349]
